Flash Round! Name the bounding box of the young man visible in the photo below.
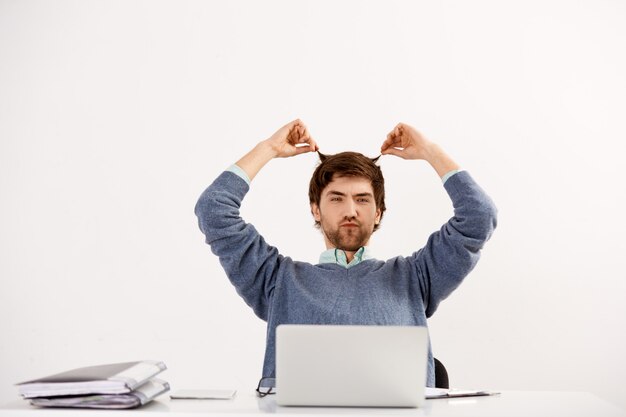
[195,119,497,390]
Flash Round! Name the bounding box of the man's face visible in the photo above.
[311,175,381,251]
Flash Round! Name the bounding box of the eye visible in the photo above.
[330,197,342,202]
[357,198,370,203]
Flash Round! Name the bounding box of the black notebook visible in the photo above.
[17,360,166,398]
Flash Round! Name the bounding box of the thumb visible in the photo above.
[381,147,405,158]
[293,143,316,156]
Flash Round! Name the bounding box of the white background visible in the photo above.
[1,0,625,410]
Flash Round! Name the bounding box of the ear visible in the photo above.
[375,208,381,225]
[311,203,322,222]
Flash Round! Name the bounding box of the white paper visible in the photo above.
[170,389,236,400]
[425,387,499,399]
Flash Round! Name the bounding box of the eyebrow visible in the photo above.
[325,190,374,198]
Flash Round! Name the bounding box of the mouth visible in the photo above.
[340,223,359,228]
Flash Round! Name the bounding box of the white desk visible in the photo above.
[1,391,624,417]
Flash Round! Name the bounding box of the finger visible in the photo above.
[381,132,396,148]
[293,143,315,155]
[381,135,401,151]
[289,121,316,150]
[295,123,309,138]
[292,125,316,147]
[299,134,310,144]
[387,133,401,144]
[289,119,304,135]
[303,127,314,142]
[303,136,318,152]
[285,119,302,132]
[286,129,295,144]
[288,123,303,144]
[381,147,404,158]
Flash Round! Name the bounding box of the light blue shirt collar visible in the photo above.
[318,246,374,268]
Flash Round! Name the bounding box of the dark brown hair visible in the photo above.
[309,151,386,231]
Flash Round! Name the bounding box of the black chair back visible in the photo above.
[434,357,449,389]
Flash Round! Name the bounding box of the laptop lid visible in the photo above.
[275,325,428,408]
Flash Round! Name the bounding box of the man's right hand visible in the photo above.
[265,119,318,158]
[235,119,318,182]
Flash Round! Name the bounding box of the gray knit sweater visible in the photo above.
[195,170,497,387]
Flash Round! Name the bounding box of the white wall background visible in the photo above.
[1,0,625,410]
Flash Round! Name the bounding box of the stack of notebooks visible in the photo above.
[16,360,170,409]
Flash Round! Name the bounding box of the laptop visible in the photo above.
[275,324,428,408]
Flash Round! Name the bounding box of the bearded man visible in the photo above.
[195,119,497,391]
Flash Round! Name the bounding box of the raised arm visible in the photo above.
[194,119,318,320]
[381,123,497,316]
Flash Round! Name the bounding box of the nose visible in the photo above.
[344,199,358,219]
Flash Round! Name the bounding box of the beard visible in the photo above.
[322,220,373,252]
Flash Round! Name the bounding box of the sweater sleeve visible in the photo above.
[410,171,498,317]
[194,171,282,321]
